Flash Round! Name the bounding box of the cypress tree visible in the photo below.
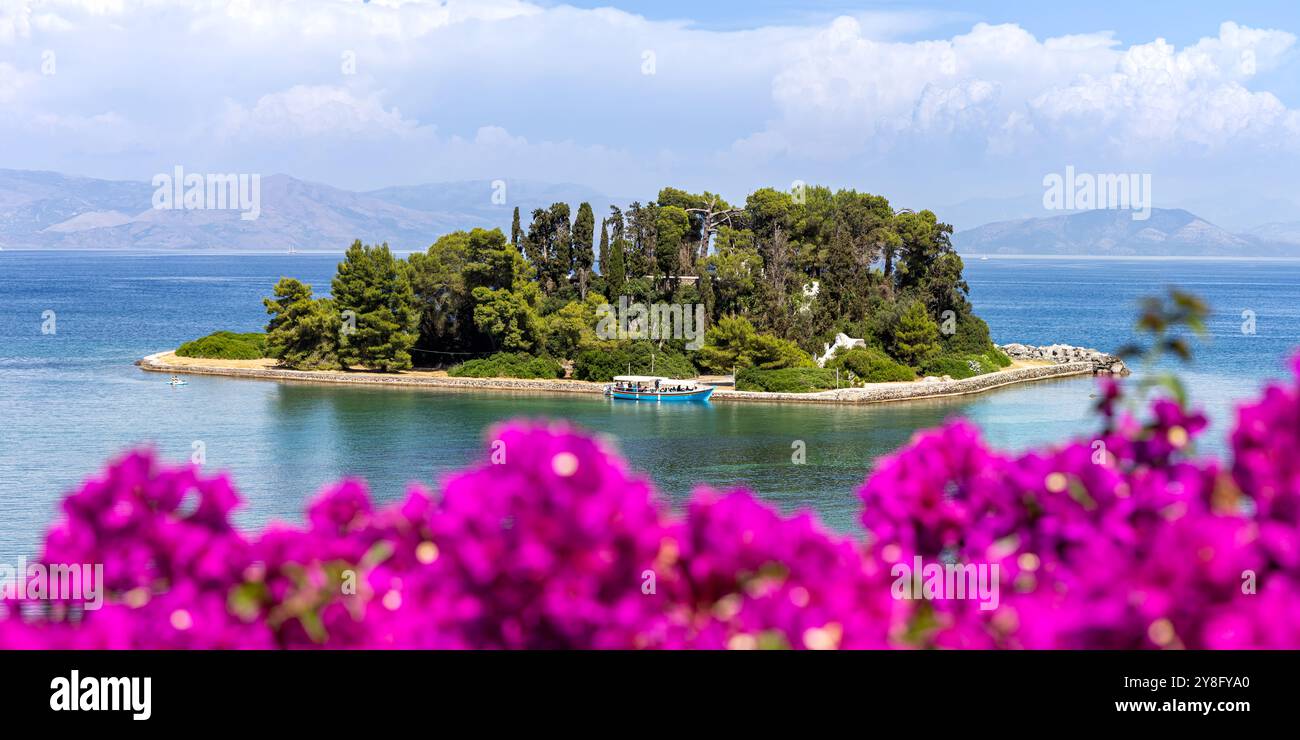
[522,208,551,286]
[607,236,627,298]
[598,219,609,275]
[548,202,572,295]
[572,202,595,298]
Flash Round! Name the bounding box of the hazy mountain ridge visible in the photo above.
[2,168,1294,256]
[953,208,1298,257]
[1247,220,1300,246]
[0,170,626,251]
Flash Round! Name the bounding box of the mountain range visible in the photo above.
[0,169,625,252]
[1,168,1297,257]
[952,208,1300,257]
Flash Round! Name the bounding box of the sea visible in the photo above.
[1,251,1297,561]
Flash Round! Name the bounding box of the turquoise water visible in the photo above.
[1,252,1297,561]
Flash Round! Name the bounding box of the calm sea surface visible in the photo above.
[1,252,1297,560]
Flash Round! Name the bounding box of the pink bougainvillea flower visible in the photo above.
[3,354,1300,649]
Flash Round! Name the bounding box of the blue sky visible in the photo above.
[2,0,1299,229]
[553,0,1300,47]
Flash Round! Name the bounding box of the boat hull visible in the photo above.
[609,387,713,402]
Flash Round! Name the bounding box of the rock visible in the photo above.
[998,342,1129,376]
[817,333,867,367]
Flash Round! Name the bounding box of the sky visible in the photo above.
[2,0,1299,229]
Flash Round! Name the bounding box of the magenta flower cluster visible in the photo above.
[3,357,1300,649]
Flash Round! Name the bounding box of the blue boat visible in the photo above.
[605,375,714,402]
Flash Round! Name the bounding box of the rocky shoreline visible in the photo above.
[137,351,1097,406]
[713,361,1094,404]
[998,343,1129,375]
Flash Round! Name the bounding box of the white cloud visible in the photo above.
[747,20,1123,159]
[219,85,422,139]
[0,1,1297,209]
[746,18,1300,163]
[0,0,33,43]
[0,61,33,103]
[1026,23,1300,151]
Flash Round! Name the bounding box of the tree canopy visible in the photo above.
[262,183,1001,384]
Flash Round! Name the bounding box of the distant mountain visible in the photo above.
[1247,220,1300,246]
[0,169,626,251]
[953,208,1296,257]
[935,193,1072,232]
[1175,194,1300,234]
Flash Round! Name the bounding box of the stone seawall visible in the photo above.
[711,361,1094,405]
[139,352,1094,405]
[137,353,609,395]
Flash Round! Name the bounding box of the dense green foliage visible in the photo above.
[825,347,916,383]
[890,300,942,368]
[695,315,813,374]
[263,278,343,370]
[573,341,697,381]
[332,241,419,372]
[448,352,564,379]
[736,367,840,393]
[176,331,267,360]
[259,185,1004,387]
[922,350,1012,379]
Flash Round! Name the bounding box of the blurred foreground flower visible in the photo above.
[3,356,1300,649]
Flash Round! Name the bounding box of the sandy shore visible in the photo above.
[138,351,1092,405]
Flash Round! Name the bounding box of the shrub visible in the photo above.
[176,331,267,360]
[826,347,915,384]
[736,367,839,393]
[940,312,998,355]
[448,352,564,379]
[920,350,1010,379]
[573,341,696,381]
[695,315,814,374]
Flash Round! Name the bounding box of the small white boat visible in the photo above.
[605,375,713,402]
[167,378,188,386]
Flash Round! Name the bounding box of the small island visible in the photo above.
[141,185,1126,403]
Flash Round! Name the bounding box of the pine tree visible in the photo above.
[510,207,522,251]
[892,300,941,368]
[263,278,341,370]
[331,241,419,372]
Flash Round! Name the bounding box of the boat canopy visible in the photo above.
[613,371,696,384]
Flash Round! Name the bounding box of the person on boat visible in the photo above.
[170,376,180,383]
